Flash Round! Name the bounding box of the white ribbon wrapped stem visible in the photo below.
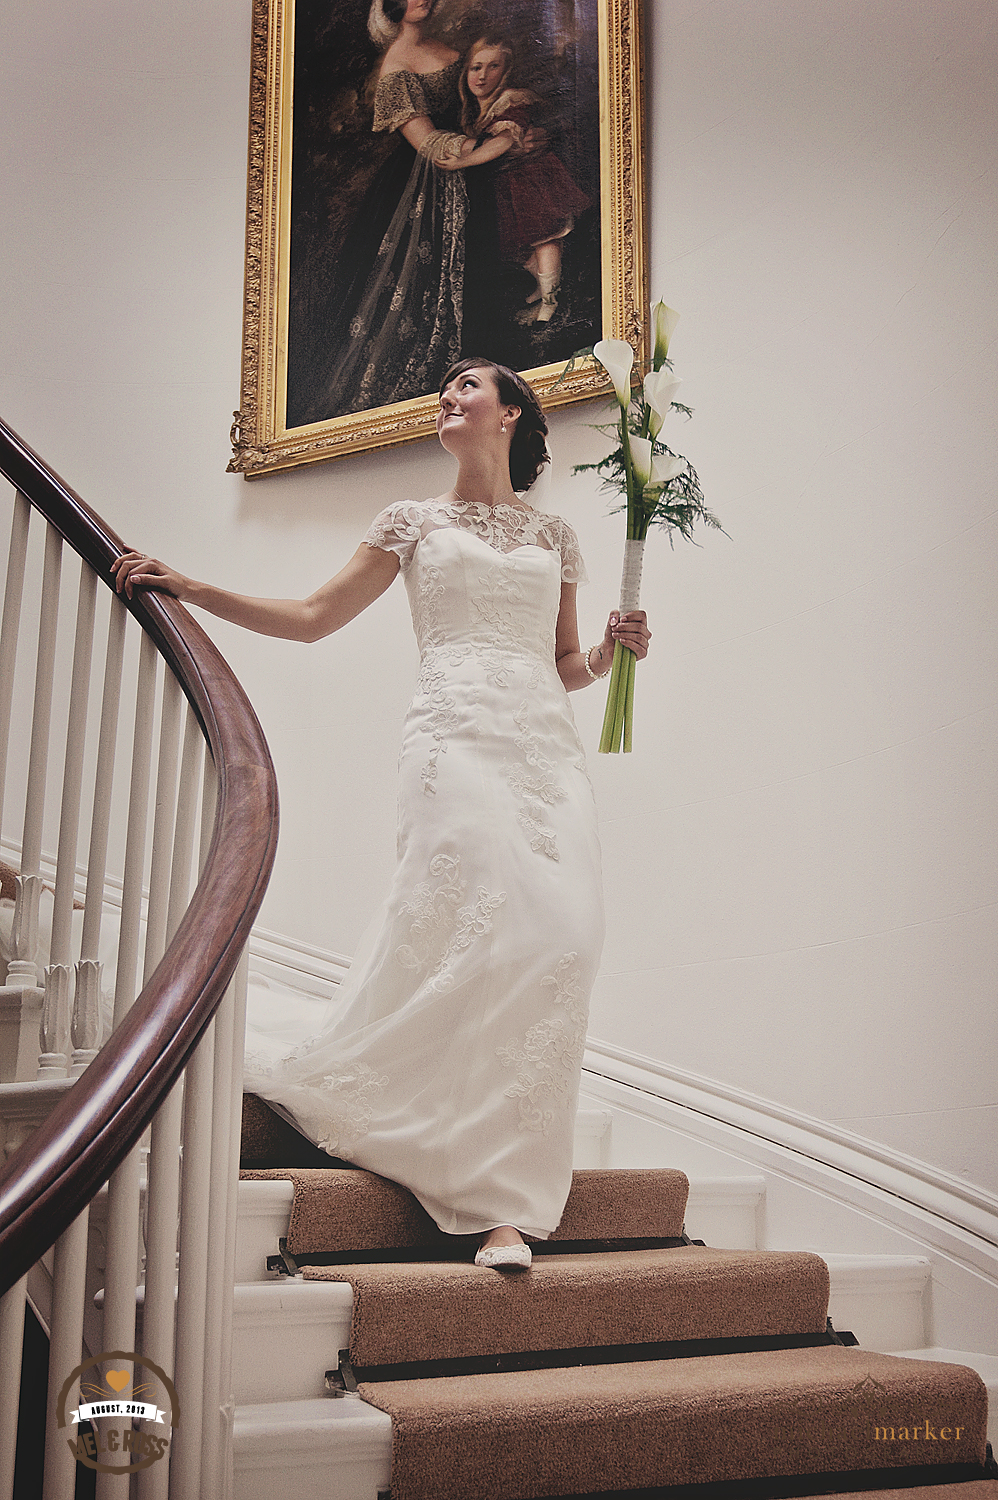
[619,538,645,613]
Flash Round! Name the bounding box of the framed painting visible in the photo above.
[229,0,647,478]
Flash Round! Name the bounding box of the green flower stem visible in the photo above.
[622,646,637,753]
[598,639,627,753]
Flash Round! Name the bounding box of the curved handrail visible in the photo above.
[0,418,279,1294]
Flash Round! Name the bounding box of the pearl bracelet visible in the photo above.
[584,644,611,680]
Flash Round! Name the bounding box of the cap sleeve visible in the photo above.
[555,518,588,585]
[362,500,426,572]
[373,69,429,133]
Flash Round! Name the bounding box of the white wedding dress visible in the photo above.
[243,498,604,1239]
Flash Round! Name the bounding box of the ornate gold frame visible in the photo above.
[229,0,646,478]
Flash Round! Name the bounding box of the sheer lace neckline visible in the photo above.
[429,496,552,555]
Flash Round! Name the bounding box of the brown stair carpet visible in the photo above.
[796,1485,998,1499]
[305,1246,830,1367]
[240,1166,690,1257]
[360,1346,987,1500]
[240,1093,333,1169]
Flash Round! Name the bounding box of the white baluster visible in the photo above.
[9,874,45,1081]
[41,561,98,1080]
[41,1208,89,1500]
[136,674,184,1500]
[36,960,71,1079]
[212,950,249,1500]
[22,522,62,878]
[21,523,64,1077]
[78,594,127,1022]
[94,630,158,1500]
[0,1275,27,1500]
[147,709,207,1500]
[197,763,229,1495]
[0,491,30,828]
[111,633,158,1028]
[69,958,102,1076]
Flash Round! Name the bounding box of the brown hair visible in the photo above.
[439,358,550,493]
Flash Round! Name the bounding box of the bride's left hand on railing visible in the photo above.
[111,550,189,601]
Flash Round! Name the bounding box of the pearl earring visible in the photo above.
[501,420,507,434]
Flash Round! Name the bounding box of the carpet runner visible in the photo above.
[241,1157,992,1498]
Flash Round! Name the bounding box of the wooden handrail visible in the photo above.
[0,418,279,1293]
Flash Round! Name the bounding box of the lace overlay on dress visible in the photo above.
[373,62,462,133]
[306,1063,390,1156]
[498,954,587,1134]
[363,498,587,584]
[396,853,506,994]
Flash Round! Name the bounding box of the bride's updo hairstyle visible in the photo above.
[440,358,550,494]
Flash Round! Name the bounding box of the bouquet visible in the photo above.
[576,302,724,752]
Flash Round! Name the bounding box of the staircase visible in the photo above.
[229,1103,997,1499]
[0,423,994,1497]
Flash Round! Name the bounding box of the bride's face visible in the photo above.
[437,367,512,449]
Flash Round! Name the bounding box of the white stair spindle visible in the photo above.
[41,1208,89,1500]
[137,1087,182,1500]
[142,673,182,976]
[5,524,62,1043]
[41,562,98,1081]
[93,1142,143,1500]
[216,951,250,1500]
[91,628,157,1500]
[73,591,127,1075]
[198,763,235,1496]
[0,491,31,827]
[171,1018,215,1499]
[22,522,63,879]
[166,706,203,946]
[111,632,158,1028]
[135,674,185,1500]
[159,707,208,1500]
[0,1276,28,1500]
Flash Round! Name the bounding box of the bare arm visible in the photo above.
[399,115,511,169]
[554,581,651,692]
[111,543,400,644]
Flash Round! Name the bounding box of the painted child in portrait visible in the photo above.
[458,31,591,327]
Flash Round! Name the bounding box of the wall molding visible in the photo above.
[582,1036,998,1256]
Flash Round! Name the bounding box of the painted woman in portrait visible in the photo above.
[292,0,508,426]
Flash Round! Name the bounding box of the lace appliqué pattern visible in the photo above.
[409,561,460,793]
[396,853,506,994]
[362,498,587,583]
[498,954,587,1134]
[502,702,565,860]
[307,1063,390,1157]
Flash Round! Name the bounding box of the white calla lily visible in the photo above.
[593,338,634,406]
[629,436,654,488]
[650,453,687,487]
[651,301,680,364]
[643,370,682,439]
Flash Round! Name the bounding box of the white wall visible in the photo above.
[2,2,995,1192]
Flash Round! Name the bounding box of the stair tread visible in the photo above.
[239,1166,689,1254]
[359,1346,988,1500]
[305,1245,830,1367]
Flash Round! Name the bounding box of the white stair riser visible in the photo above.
[823,1256,931,1352]
[231,1283,353,1404]
[684,1176,765,1250]
[233,1398,391,1500]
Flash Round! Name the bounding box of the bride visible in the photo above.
[113,360,650,1268]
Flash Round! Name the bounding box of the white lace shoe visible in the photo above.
[474,1243,532,1269]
